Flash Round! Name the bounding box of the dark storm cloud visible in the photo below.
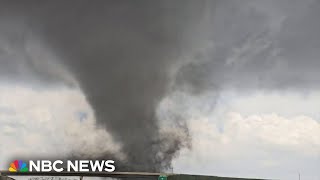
[0,0,215,172]
[176,0,320,93]
[0,12,76,87]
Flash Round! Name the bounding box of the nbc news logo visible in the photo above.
[8,160,115,172]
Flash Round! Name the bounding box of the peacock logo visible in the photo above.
[8,160,29,172]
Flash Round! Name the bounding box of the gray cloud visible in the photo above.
[176,0,320,93]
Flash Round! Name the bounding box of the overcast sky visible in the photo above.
[0,1,319,180]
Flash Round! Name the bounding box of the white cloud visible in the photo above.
[0,84,124,169]
[224,113,319,156]
[218,91,320,118]
[159,90,320,180]
[173,112,320,180]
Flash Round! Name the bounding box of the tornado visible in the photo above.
[0,0,214,172]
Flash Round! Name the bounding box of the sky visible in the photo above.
[0,1,319,180]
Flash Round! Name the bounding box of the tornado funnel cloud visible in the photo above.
[0,0,213,172]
